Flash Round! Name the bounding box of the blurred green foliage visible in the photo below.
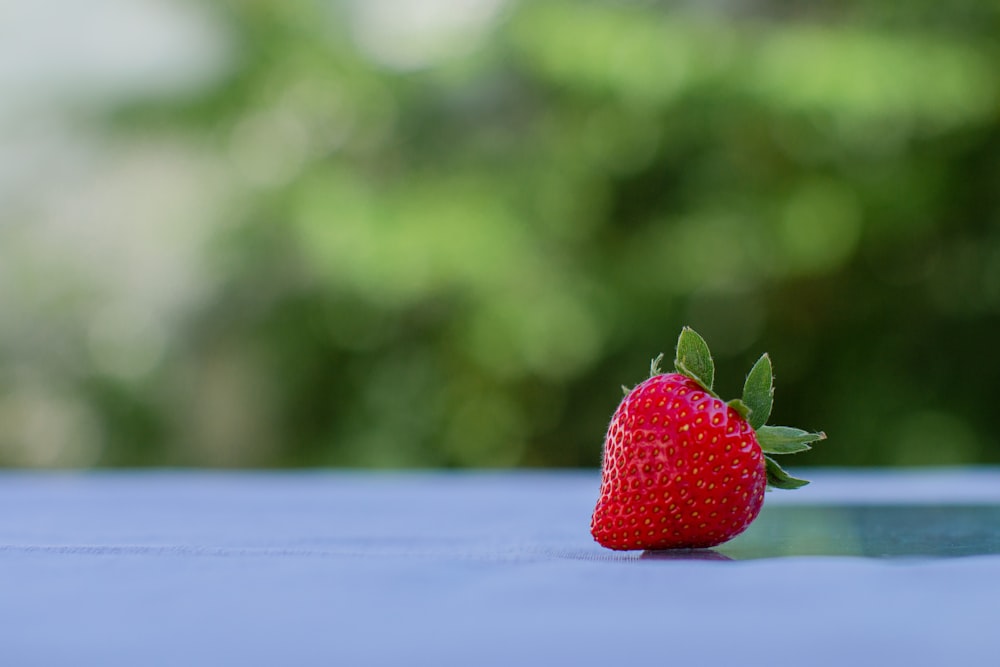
[3,0,1000,468]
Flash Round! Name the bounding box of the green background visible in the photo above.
[2,0,999,469]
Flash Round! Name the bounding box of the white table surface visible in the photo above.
[2,469,999,666]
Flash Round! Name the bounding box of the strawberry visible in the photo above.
[591,327,825,551]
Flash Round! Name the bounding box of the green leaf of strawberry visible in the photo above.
[742,354,773,430]
[757,425,827,455]
[591,327,826,551]
[674,326,714,392]
[764,455,810,489]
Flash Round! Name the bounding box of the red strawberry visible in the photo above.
[591,327,825,551]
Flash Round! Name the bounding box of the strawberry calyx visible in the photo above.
[669,327,826,490]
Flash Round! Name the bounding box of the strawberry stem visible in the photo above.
[649,352,665,377]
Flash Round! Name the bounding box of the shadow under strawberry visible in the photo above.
[640,548,733,561]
